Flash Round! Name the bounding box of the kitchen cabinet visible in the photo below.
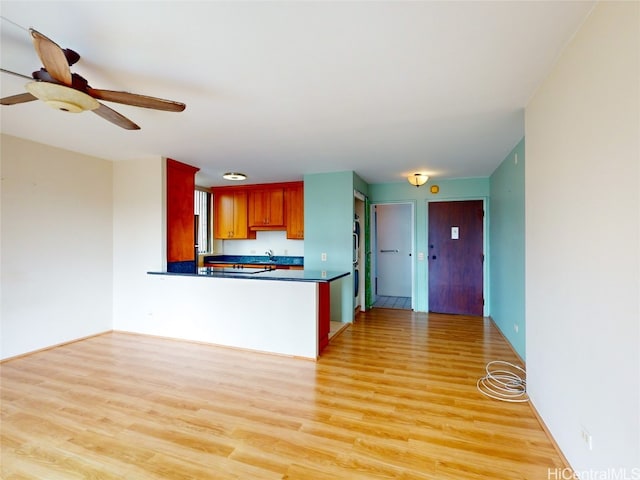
[248,188,284,228]
[214,190,256,239]
[204,262,302,271]
[211,181,302,240]
[166,158,199,265]
[285,183,304,239]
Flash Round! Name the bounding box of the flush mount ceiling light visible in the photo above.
[407,173,429,187]
[222,172,247,181]
[25,81,99,113]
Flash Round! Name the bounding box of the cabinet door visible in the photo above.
[249,188,284,227]
[248,189,267,227]
[214,190,253,239]
[214,192,236,239]
[268,188,284,226]
[167,159,199,261]
[286,185,304,239]
[231,190,252,238]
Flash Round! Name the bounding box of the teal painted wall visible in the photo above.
[369,177,490,313]
[304,171,355,323]
[489,138,525,359]
[303,164,525,361]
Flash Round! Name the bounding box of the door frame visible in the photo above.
[354,191,367,312]
[426,197,489,316]
[370,201,416,310]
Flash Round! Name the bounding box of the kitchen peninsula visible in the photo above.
[147,267,349,360]
[162,161,349,359]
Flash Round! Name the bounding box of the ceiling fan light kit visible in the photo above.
[0,26,185,129]
[407,173,429,187]
[223,172,247,181]
[25,81,99,113]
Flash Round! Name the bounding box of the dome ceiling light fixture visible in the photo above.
[222,172,247,181]
[407,173,429,187]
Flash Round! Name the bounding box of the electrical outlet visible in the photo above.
[581,427,593,450]
[321,253,327,261]
[514,324,519,333]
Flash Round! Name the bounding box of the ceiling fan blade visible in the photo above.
[87,88,186,112]
[1,68,34,81]
[0,92,38,105]
[93,102,140,130]
[30,28,72,86]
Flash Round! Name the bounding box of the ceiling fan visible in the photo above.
[0,28,185,130]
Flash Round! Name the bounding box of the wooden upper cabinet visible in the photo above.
[248,188,284,228]
[213,190,255,239]
[211,181,302,240]
[285,183,304,239]
[166,158,200,262]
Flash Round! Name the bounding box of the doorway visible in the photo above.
[428,200,484,316]
[371,203,413,310]
[354,193,367,312]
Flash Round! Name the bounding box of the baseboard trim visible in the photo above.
[1,330,113,363]
[487,315,525,365]
[528,398,574,471]
[487,316,573,472]
[112,330,318,362]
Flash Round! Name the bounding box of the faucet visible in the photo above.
[265,249,275,261]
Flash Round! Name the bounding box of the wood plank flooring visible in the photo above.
[1,309,567,479]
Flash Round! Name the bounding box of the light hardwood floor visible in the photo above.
[1,310,567,479]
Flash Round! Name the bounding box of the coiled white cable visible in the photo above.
[477,360,528,403]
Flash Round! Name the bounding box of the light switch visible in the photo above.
[451,227,459,240]
[418,252,424,261]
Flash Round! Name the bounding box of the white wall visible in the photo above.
[143,274,319,358]
[112,157,165,330]
[0,135,113,359]
[525,2,639,472]
[220,230,304,257]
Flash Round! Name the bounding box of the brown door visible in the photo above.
[428,200,484,316]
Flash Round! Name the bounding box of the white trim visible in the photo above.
[369,201,416,311]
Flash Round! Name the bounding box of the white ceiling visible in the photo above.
[0,1,595,187]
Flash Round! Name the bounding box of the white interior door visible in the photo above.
[375,203,412,297]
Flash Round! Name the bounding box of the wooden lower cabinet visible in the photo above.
[204,263,301,270]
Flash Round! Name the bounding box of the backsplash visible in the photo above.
[217,230,304,257]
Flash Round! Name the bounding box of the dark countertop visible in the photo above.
[149,267,349,283]
[202,254,303,267]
